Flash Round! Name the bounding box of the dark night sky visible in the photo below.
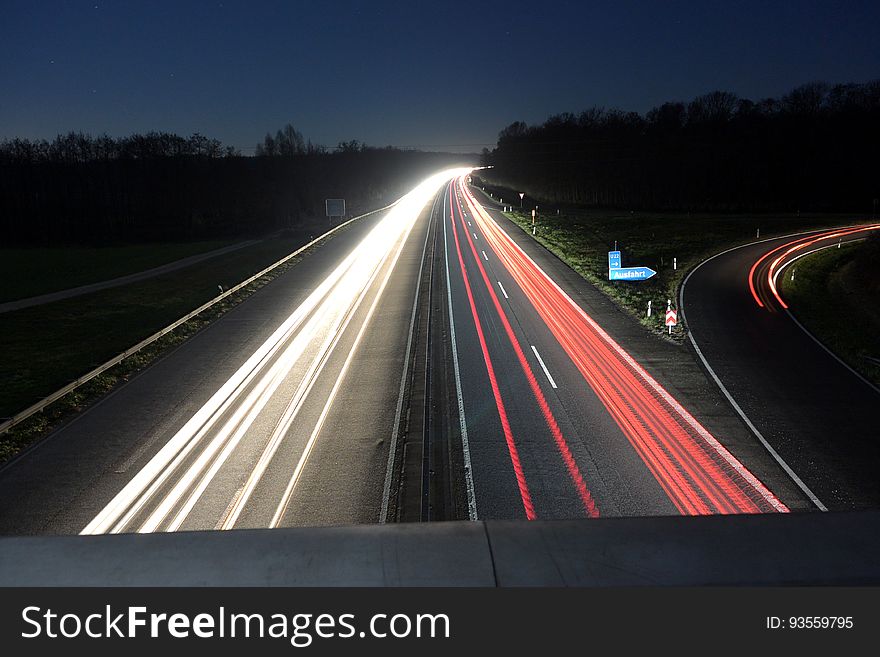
[2,0,878,152]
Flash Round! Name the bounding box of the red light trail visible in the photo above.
[447,185,536,519]
[458,178,786,515]
[748,224,880,310]
[450,185,600,518]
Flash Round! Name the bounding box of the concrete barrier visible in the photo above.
[1,512,878,586]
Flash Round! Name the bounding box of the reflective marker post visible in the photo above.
[665,299,677,335]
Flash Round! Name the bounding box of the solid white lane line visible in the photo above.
[463,185,790,513]
[443,183,478,519]
[154,225,399,533]
[153,202,417,533]
[497,281,509,299]
[531,345,558,389]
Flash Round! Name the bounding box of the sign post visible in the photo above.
[519,192,525,208]
[325,198,345,223]
[665,300,677,335]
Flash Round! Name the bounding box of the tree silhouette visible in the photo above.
[482,80,880,213]
[0,130,468,246]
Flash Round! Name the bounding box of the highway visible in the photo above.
[438,178,791,519]
[681,224,880,510]
[0,168,821,536]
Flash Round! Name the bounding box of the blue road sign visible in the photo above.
[609,266,657,281]
[608,249,655,281]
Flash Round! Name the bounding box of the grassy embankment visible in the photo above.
[0,230,329,463]
[780,238,880,387]
[0,240,240,303]
[498,202,861,338]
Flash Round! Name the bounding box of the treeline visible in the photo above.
[0,131,236,163]
[481,81,880,212]
[0,127,466,245]
[253,123,384,156]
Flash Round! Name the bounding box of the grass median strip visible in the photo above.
[0,239,240,303]
[0,227,349,464]
[780,239,880,387]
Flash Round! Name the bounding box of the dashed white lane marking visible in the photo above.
[531,345,558,389]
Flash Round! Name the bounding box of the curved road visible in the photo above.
[681,225,880,510]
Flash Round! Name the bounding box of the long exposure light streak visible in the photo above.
[459,178,786,514]
[82,168,470,535]
[748,224,880,310]
[451,184,599,518]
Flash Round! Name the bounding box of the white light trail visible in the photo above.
[82,167,471,535]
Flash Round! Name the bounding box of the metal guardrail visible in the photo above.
[0,203,397,436]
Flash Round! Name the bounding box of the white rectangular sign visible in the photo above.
[325,198,345,218]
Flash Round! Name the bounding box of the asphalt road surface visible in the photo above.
[681,224,880,510]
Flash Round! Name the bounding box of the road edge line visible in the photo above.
[772,242,880,397]
[442,187,479,520]
[679,245,828,512]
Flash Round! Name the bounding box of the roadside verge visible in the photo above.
[0,203,395,464]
